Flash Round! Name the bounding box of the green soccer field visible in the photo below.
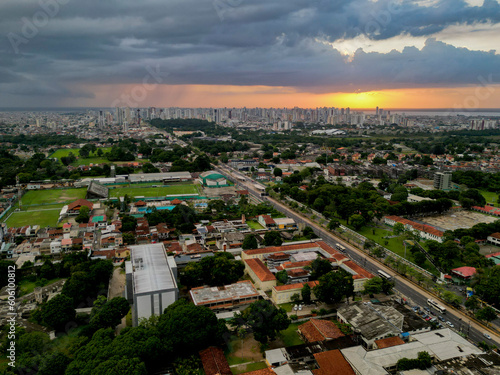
[480,190,499,206]
[6,208,62,228]
[21,188,87,206]
[49,148,81,159]
[109,184,199,198]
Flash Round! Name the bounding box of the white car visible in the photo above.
[298,305,303,311]
[446,321,454,328]
[484,333,492,340]
[293,305,298,311]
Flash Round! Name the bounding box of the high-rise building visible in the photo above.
[98,110,104,128]
[434,171,452,190]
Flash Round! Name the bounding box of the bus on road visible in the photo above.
[377,270,392,281]
[427,299,446,314]
[336,244,346,252]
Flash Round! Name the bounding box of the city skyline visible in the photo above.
[1,0,500,108]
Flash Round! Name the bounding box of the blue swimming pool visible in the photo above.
[137,206,175,213]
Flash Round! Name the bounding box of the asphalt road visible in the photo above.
[216,164,500,347]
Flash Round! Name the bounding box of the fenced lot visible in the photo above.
[420,210,497,231]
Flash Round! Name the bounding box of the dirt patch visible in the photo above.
[58,192,79,202]
[229,334,264,363]
[480,244,500,256]
[420,210,497,231]
[108,267,125,299]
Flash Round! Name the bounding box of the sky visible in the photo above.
[1,0,500,109]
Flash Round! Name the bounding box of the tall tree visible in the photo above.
[90,297,130,330]
[233,300,290,344]
[301,283,311,304]
[476,306,497,326]
[40,294,76,331]
[314,269,354,304]
[242,234,258,250]
[158,299,227,352]
[308,257,333,280]
[263,231,283,246]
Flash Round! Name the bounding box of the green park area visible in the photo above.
[49,148,80,159]
[246,220,264,230]
[3,188,87,228]
[225,323,303,374]
[50,147,148,166]
[109,184,199,198]
[5,207,62,228]
[21,188,87,206]
[18,278,63,297]
[340,223,439,275]
[479,190,499,206]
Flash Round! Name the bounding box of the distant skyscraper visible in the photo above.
[433,172,452,190]
[98,110,104,128]
[376,106,379,116]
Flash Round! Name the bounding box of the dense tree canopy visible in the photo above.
[38,294,76,331]
[233,300,290,344]
[242,234,258,250]
[314,269,354,304]
[90,297,130,331]
[263,231,283,246]
[181,252,244,287]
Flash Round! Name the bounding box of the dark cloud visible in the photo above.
[0,0,499,105]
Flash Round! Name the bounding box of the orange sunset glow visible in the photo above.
[75,84,500,109]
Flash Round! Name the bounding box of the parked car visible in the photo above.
[298,305,303,311]
[293,305,298,311]
[446,321,454,328]
[438,316,445,322]
[425,316,432,321]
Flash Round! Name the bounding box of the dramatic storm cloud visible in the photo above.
[0,0,499,106]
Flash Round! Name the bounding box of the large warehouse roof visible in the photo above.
[130,243,177,294]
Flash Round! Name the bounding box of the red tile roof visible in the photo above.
[260,215,275,225]
[488,233,500,240]
[244,241,347,262]
[273,280,318,292]
[67,198,93,211]
[279,260,312,269]
[451,266,476,278]
[299,319,345,343]
[287,268,309,277]
[342,260,374,280]
[385,215,443,237]
[243,369,276,375]
[312,350,355,375]
[244,258,276,282]
[375,336,405,349]
[199,347,232,375]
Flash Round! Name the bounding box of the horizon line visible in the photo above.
[1,107,500,112]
